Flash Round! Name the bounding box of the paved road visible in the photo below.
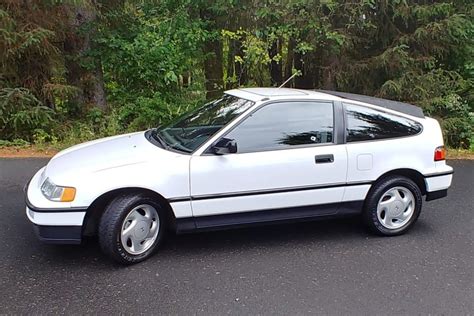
[0,159,472,314]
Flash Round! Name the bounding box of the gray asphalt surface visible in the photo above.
[0,158,472,315]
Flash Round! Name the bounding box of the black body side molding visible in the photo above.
[175,201,364,233]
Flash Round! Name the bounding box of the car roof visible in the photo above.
[225,87,340,102]
[225,87,425,118]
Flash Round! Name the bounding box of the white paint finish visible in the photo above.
[26,207,85,226]
[190,145,347,216]
[24,88,453,232]
[225,88,341,102]
[342,185,371,202]
[29,132,193,217]
[425,175,453,192]
[357,154,373,171]
[192,187,343,217]
[435,161,454,174]
[346,118,448,184]
[169,201,192,218]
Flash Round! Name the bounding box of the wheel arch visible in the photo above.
[82,187,176,236]
[373,168,427,195]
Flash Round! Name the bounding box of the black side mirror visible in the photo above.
[211,138,237,155]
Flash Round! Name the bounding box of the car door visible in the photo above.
[189,100,348,222]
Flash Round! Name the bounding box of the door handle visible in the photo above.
[315,154,334,164]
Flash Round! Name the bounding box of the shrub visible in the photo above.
[426,94,473,149]
[0,88,54,141]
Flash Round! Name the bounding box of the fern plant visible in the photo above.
[0,88,54,141]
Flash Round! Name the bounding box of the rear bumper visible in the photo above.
[424,169,453,201]
[425,189,448,201]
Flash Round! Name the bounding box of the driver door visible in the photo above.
[189,100,348,221]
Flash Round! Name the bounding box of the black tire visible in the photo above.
[363,175,422,236]
[98,193,166,264]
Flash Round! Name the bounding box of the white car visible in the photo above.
[25,88,453,264]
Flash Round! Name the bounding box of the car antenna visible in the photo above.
[278,71,299,89]
[262,71,300,101]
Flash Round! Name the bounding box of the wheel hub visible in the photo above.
[376,186,415,230]
[120,204,160,255]
[389,200,404,217]
[133,220,150,240]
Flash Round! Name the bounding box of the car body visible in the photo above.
[25,88,453,263]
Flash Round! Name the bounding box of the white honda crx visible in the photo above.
[26,88,453,264]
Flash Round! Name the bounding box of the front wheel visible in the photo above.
[363,176,422,236]
[99,193,166,264]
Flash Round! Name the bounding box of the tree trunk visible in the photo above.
[294,52,314,89]
[200,4,225,100]
[226,39,247,88]
[63,1,107,111]
[235,39,248,86]
[203,38,224,99]
[269,39,283,86]
[284,38,295,86]
[320,48,340,90]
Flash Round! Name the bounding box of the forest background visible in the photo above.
[1,0,472,153]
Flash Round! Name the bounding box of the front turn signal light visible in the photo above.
[60,187,76,202]
[434,146,446,161]
[41,178,76,202]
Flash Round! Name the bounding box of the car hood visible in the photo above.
[44,132,168,183]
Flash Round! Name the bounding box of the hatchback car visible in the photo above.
[25,88,453,264]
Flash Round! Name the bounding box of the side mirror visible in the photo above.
[211,138,237,155]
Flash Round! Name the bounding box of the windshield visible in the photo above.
[152,94,254,153]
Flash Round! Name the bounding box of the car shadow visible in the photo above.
[37,216,369,265]
[27,214,436,269]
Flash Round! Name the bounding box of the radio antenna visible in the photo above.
[278,72,299,89]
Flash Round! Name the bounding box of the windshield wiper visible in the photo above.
[168,143,192,153]
[150,128,192,153]
[150,128,169,149]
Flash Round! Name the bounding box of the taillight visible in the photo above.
[434,146,446,161]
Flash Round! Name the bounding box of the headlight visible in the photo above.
[41,178,76,202]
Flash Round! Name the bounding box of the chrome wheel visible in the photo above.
[120,204,160,255]
[376,186,415,230]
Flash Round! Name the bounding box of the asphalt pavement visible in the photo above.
[0,158,472,314]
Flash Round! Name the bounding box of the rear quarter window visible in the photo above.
[344,103,422,142]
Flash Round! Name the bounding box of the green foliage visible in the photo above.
[426,94,473,148]
[117,94,200,131]
[95,2,208,94]
[0,88,54,141]
[0,0,472,149]
[222,29,273,86]
[0,139,30,148]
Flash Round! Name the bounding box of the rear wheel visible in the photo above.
[99,193,166,264]
[363,176,422,236]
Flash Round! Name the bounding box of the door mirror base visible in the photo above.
[211,138,237,155]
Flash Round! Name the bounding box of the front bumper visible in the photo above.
[26,175,87,244]
[33,224,82,244]
[26,201,87,244]
[26,205,86,244]
[26,204,87,244]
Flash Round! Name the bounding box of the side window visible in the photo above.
[225,101,334,153]
[344,103,422,142]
